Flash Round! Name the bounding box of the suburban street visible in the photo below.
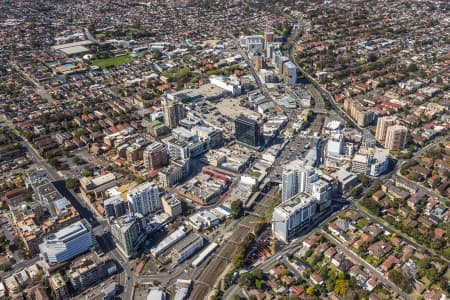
[321,230,412,300]
[1,114,131,299]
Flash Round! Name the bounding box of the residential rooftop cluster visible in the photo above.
[0,0,448,299]
[292,0,449,154]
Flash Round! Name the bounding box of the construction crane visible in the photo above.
[249,219,284,256]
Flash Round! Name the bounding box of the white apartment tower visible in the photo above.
[282,160,318,201]
[127,182,161,216]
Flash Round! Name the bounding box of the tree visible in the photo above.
[48,157,60,169]
[74,128,86,138]
[255,279,262,289]
[231,200,244,219]
[334,279,349,296]
[388,269,412,293]
[65,178,80,190]
[134,176,145,184]
[349,186,363,197]
[358,174,369,187]
[232,253,244,268]
[82,168,93,177]
[306,287,315,295]
[238,272,255,287]
[152,51,162,59]
[72,156,86,165]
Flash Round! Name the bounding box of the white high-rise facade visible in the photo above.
[127,182,161,216]
[327,133,345,156]
[281,160,318,201]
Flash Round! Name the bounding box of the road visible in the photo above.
[321,230,411,300]
[395,136,449,205]
[96,231,134,300]
[0,256,40,280]
[287,33,375,143]
[188,185,280,300]
[1,115,131,298]
[9,62,53,102]
[223,205,344,300]
[228,33,272,101]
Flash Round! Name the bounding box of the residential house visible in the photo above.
[368,241,392,259]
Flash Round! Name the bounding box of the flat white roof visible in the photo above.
[51,40,94,50]
[92,173,116,187]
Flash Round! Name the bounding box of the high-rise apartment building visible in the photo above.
[104,195,126,219]
[282,160,319,201]
[273,193,331,242]
[327,133,345,156]
[110,214,145,258]
[127,182,161,216]
[163,98,186,129]
[235,115,262,148]
[143,142,169,170]
[375,116,396,144]
[385,125,408,150]
[264,31,274,49]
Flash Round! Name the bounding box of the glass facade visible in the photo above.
[235,115,261,147]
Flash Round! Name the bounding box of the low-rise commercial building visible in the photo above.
[171,232,204,264]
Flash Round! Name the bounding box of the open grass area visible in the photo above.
[92,55,134,69]
[95,33,106,38]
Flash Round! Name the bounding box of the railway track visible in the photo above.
[189,187,278,299]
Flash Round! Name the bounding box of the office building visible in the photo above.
[144,142,169,170]
[159,165,183,188]
[351,153,371,175]
[369,147,390,177]
[167,138,191,160]
[385,125,407,150]
[191,126,223,149]
[104,195,126,219]
[79,173,117,203]
[273,193,331,242]
[235,115,262,148]
[311,180,331,203]
[110,214,145,258]
[163,98,186,129]
[127,182,161,216]
[39,219,95,265]
[282,160,318,201]
[375,116,396,144]
[147,289,167,300]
